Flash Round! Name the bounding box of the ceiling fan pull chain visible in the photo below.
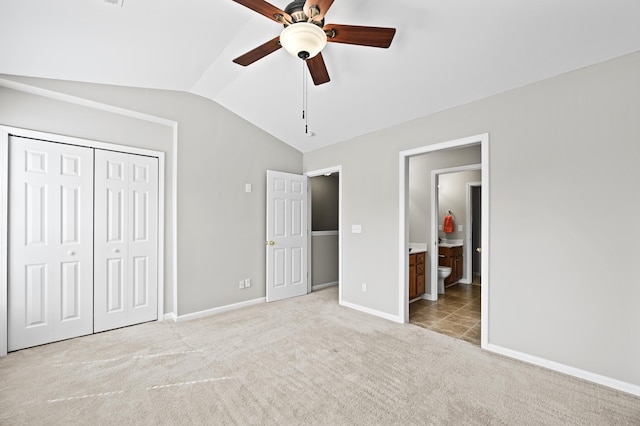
[302,59,309,134]
[302,59,306,120]
[305,60,309,134]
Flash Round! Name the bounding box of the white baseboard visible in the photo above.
[176,297,266,322]
[486,343,640,397]
[312,281,338,291]
[311,230,339,237]
[340,300,403,324]
[422,293,436,301]
[163,312,177,322]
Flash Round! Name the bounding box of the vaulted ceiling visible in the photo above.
[1,0,639,152]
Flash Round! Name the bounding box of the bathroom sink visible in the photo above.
[408,243,428,253]
[438,239,463,248]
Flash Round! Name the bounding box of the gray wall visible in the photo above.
[304,52,640,387]
[311,235,339,287]
[0,76,302,317]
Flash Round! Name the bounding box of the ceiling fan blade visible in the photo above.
[324,24,396,48]
[233,36,282,66]
[232,0,291,23]
[304,0,335,21]
[306,53,330,85]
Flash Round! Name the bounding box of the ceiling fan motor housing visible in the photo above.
[280,1,327,60]
[284,0,324,26]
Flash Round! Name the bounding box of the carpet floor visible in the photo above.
[1,286,638,425]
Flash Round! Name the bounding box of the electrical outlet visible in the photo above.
[362,283,367,292]
[239,280,245,289]
[244,278,251,288]
[458,225,463,232]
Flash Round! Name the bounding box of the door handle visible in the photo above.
[267,241,275,246]
[476,247,482,253]
[68,251,75,256]
[113,249,120,253]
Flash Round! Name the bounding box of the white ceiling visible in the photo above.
[1,0,639,152]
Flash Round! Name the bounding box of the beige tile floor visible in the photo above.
[409,279,481,345]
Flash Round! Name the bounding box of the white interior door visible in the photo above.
[94,150,158,332]
[266,170,308,302]
[8,136,94,351]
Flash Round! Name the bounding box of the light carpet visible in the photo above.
[1,286,638,425]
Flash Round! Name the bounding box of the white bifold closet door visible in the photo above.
[93,150,158,332]
[8,137,94,351]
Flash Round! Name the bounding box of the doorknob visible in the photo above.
[476,247,482,253]
[267,241,275,246]
[113,249,120,253]
[68,251,75,256]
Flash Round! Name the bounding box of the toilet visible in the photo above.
[437,266,452,294]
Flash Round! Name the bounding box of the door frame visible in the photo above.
[466,181,482,283]
[305,166,342,305]
[399,133,489,348]
[0,125,166,356]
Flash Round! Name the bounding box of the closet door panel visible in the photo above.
[8,137,94,351]
[127,155,158,324]
[94,150,129,331]
[94,151,158,332]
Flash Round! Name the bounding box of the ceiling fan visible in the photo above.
[231,0,396,85]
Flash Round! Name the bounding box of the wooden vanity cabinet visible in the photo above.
[438,246,463,285]
[409,252,426,300]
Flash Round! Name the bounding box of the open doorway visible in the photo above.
[306,167,342,304]
[409,165,481,344]
[399,133,489,348]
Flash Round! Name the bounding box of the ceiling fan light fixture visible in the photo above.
[280,23,327,60]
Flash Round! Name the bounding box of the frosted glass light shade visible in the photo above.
[280,23,327,59]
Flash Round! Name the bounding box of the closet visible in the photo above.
[7,136,159,351]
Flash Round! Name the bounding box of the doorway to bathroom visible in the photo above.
[407,164,481,345]
[399,133,489,348]
[432,164,481,291]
